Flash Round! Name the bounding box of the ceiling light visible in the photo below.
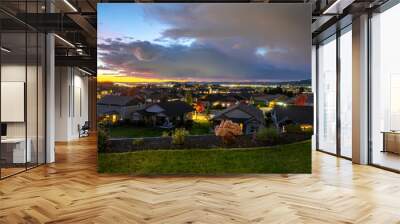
[54,34,75,48]
[323,0,341,14]
[1,47,11,53]
[63,0,78,12]
[78,68,93,76]
[322,0,354,15]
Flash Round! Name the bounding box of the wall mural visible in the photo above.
[97,3,313,174]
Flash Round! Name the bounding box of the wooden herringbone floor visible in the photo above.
[1,136,400,224]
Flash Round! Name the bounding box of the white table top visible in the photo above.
[1,138,29,143]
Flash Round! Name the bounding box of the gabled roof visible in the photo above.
[272,105,313,125]
[212,103,265,124]
[97,107,120,116]
[97,95,141,106]
[203,94,248,102]
[157,101,194,117]
[141,101,194,117]
[203,94,233,102]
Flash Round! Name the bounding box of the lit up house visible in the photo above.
[211,103,265,134]
[270,105,313,131]
[203,94,248,109]
[134,101,194,127]
[97,95,144,123]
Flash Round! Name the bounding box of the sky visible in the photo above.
[98,3,311,83]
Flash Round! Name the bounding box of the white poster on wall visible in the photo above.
[1,82,25,122]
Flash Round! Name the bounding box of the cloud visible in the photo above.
[99,4,311,81]
[99,39,307,81]
[147,4,311,73]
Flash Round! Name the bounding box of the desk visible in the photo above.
[382,131,400,154]
[1,138,31,163]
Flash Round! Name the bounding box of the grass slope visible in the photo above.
[98,141,311,174]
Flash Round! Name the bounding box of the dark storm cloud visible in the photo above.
[99,39,306,80]
[146,4,311,74]
[100,4,311,81]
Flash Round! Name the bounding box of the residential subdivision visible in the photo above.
[1,0,400,223]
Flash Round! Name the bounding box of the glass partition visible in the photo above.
[0,1,46,179]
[339,27,352,158]
[370,3,400,171]
[1,31,28,177]
[317,35,337,154]
[38,32,45,165]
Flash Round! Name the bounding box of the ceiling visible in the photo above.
[0,0,390,74]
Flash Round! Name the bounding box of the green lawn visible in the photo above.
[98,141,311,174]
[109,121,211,138]
[190,120,211,135]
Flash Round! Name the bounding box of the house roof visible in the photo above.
[141,101,194,117]
[203,94,248,102]
[97,95,141,106]
[212,103,265,124]
[157,101,194,117]
[272,105,313,125]
[97,107,120,116]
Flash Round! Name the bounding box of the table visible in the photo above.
[382,131,400,154]
[1,138,32,163]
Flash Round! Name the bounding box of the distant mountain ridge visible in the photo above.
[271,79,311,85]
[181,79,312,86]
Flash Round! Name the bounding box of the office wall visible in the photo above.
[55,67,89,141]
[1,65,42,138]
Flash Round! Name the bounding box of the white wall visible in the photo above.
[1,65,26,139]
[55,67,89,141]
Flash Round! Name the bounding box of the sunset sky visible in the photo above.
[98,3,311,83]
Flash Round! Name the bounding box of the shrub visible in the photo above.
[132,138,145,146]
[98,123,110,153]
[303,126,313,135]
[285,124,303,134]
[162,131,170,137]
[255,127,279,142]
[184,119,194,129]
[285,124,313,135]
[171,128,189,145]
[215,120,243,145]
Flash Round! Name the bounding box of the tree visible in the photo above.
[205,105,211,115]
[215,120,243,145]
[295,94,308,106]
[195,101,205,113]
[185,91,193,105]
[249,96,255,105]
[285,91,294,97]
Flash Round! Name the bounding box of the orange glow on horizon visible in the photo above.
[97,74,187,83]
